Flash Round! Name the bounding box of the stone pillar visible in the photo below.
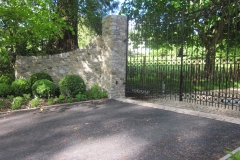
[101,15,127,98]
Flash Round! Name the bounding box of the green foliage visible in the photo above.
[48,97,54,105]
[32,79,55,98]
[52,0,119,53]
[121,0,239,74]
[29,72,53,86]
[0,0,119,57]
[76,0,119,35]
[0,83,11,97]
[75,93,87,101]
[55,86,61,97]
[58,74,86,97]
[23,94,31,101]
[59,94,65,100]
[0,0,69,59]
[29,98,40,108]
[78,18,97,48]
[67,97,73,103]
[7,95,14,101]
[11,78,31,96]
[86,83,108,100]
[56,99,61,104]
[56,95,65,104]
[0,74,14,84]
[0,57,14,77]
[227,150,240,160]
[0,98,11,110]
[11,96,23,110]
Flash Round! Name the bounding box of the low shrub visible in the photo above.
[227,150,240,160]
[0,98,10,110]
[0,83,11,97]
[67,97,73,103]
[48,97,54,105]
[29,72,53,86]
[75,93,87,101]
[11,96,23,110]
[0,74,14,84]
[23,94,31,101]
[58,74,86,97]
[11,78,31,96]
[32,79,55,98]
[59,94,65,100]
[29,98,40,108]
[86,83,108,100]
[56,95,65,104]
[55,85,61,97]
[7,95,14,101]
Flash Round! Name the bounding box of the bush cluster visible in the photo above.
[0,83,11,97]
[32,79,55,98]
[11,96,23,110]
[2,71,108,111]
[86,83,108,99]
[29,72,53,86]
[0,74,14,84]
[11,78,31,96]
[58,74,86,97]
[30,98,40,107]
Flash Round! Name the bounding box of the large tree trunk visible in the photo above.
[56,0,79,52]
[197,13,226,78]
[204,45,216,78]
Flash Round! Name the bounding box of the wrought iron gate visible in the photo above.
[125,1,240,110]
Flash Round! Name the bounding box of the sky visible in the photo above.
[119,0,125,5]
[116,0,125,14]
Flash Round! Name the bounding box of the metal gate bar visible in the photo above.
[125,1,240,111]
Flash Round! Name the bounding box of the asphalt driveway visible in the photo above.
[0,99,239,160]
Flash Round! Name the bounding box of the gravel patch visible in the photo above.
[146,98,240,118]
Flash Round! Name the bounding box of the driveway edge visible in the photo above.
[220,147,240,160]
[115,98,240,125]
[0,99,107,115]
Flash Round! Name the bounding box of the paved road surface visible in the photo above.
[0,99,239,160]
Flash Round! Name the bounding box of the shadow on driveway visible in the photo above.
[0,99,239,160]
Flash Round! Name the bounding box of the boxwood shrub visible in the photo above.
[29,72,53,86]
[11,96,23,110]
[86,83,108,100]
[58,74,86,97]
[0,74,14,84]
[32,79,55,98]
[0,83,11,97]
[11,78,31,96]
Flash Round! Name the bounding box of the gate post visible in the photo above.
[102,15,127,98]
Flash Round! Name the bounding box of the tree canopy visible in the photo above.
[0,0,119,75]
[0,0,119,58]
[50,0,119,52]
[0,0,69,59]
[121,0,240,74]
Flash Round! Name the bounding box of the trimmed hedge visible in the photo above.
[58,74,86,97]
[0,74,14,84]
[0,83,11,97]
[29,72,53,86]
[11,96,23,110]
[11,78,31,96]
[32,79,55,98]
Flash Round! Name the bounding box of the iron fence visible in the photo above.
[125,1,240,110]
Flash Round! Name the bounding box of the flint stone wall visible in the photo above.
[15,15,127,98]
